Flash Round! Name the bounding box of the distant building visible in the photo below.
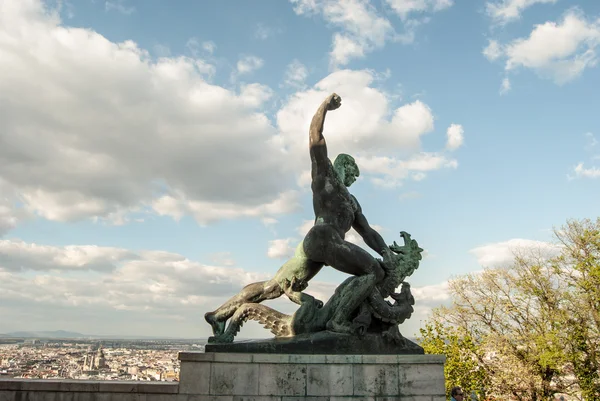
[95,348,107,369]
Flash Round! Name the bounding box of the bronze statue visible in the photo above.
[204,93,422,345]
[210,232,422,345]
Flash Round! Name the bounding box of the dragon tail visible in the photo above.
[228,303,293,338]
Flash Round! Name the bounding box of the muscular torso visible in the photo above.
[311,161,358,237]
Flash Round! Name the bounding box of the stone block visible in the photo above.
[0,390,15,401]
[283,397,329,401]
[186,396,234,401]
[137,383,179,394]
[211,363,259,396]
[324,355,362,364]
[288,355,326,364]
[353,364,399,396]
[42,392,74,401]
[98,381,138,393]
[209,354,253,363]
[179,352,215,362]
[250,354,289,364]
[398,364,445,396]
[21,380,62,392]
[0,380,21,391]
[232,397,281,401]
[397,355,445,365]
[258,364,306,396]
[306,364,353,396]
[398,397,435,401]
[361,355,400,364]
[59,381,100,392]
[179,361,211,395]
[144,394,180,401]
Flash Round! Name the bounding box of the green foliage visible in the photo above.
[419,321,489,399]
[419,218,600,401]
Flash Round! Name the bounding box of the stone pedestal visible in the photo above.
[205,332,424,355]
[178,351,446,400]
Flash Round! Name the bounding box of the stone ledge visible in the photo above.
[0,379,179,393]
[178,353,446,397]
[178,352,445,365]
[0,393,446,401]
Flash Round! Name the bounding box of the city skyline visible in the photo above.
[1,0,599,338]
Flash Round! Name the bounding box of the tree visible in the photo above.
[419,319,490,399]
[419,218,600,400]
[553,219,600,400]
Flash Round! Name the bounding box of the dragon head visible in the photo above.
[378,231,424,297]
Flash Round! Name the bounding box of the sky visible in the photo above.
[0,0,599,339]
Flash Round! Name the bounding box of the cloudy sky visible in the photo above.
[0,0,599,339]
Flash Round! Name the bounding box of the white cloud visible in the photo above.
[152,190,301,226]
[584,132,598,149]
[411,281,450,306]
[297,219,315,237]
[153,44,171,57]
[573,163,600,178]
[0,239,138,273]
[239,83,274,108]
[0,1,298,226]
[483,39,503,61]
[203,41,217,54]
[470,239,562,267]
[500,77,511,94]
[445,123,464,151]
[267,238,296,259]
[486,0,557,25]
[0,234,447,337]
[185,38,216,57]
[105,0,135,15]
[236,55,264,74]
[0,238,275,337]
[0,181,28,237]
[0,236,441,338]
[282,60,309,89]
[488,10,600,85]
[385,0,453,20]
[357,152,458,187]
[275,69,459,188]
[209,252,236,267]
[330,33,367,68]
[290,0,450,68]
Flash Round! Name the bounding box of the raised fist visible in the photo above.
[326,93,342,111]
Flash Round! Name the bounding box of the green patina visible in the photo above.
[203,93,424,351]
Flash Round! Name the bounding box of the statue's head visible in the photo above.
[333,153,359,187]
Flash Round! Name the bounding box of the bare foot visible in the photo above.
[204,312,225,336]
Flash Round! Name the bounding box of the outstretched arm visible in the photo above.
[352,198,389,257]
[309,93,342,176]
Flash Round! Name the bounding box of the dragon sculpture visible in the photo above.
[210,231,423,344]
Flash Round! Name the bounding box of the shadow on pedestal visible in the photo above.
[205,331,424,354]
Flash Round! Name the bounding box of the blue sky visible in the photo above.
[0,0,599,339]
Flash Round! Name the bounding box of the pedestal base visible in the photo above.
[178,352,446,400]
[205,331,424,355]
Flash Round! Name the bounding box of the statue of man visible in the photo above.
[205,93,393,339]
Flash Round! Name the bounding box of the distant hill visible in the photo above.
[0,330,202,340]
[2,330,87,338]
